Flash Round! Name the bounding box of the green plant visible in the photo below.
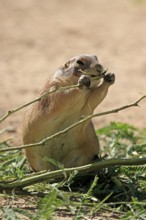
[0,122,146,219]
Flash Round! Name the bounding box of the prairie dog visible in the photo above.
[22,54,115,171]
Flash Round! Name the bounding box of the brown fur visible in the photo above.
[22,54,115,171]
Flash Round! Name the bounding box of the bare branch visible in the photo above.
[0,84,78,123]
[0,127,16,135]
[0,95,146,153]
[0,74,105,124]
[0,157,146,189]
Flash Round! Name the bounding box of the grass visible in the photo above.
[0,122,146,220]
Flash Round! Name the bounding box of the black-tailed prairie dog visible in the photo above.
[22,54,115,171]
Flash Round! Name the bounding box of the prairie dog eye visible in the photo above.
[76,59,85,66]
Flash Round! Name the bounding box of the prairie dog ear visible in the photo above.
[93,55,98,61]
[64,60,71,69]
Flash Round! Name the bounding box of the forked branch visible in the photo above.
[0,74,105,123]
[0,84,78,123]
[0,95,146,153]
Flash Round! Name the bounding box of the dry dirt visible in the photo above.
[0,0,146,142]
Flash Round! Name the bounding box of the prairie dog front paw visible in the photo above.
[104,73,115,84]
[78,75,91,89]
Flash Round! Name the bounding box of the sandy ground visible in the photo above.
[0,0,146,145]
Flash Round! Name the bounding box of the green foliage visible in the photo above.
[34,189,61,220]
[121,198,146,220]
[0,150,27,181]
[0,122,146,219]
[3,207,18,220]
[97,122,141,158]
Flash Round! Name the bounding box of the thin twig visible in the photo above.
[0,127,16,135]
[0,84,77,123]
[0,157,146,189]
[0,138,13,147]
[0,74,105,123]
[0,95,146,153]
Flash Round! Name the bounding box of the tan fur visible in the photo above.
[22,54,115,171]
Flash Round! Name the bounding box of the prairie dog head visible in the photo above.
[53,54,104,86]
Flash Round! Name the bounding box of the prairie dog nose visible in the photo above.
[96,64,103,73]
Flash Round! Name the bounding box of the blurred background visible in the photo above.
[0,0,146,144]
